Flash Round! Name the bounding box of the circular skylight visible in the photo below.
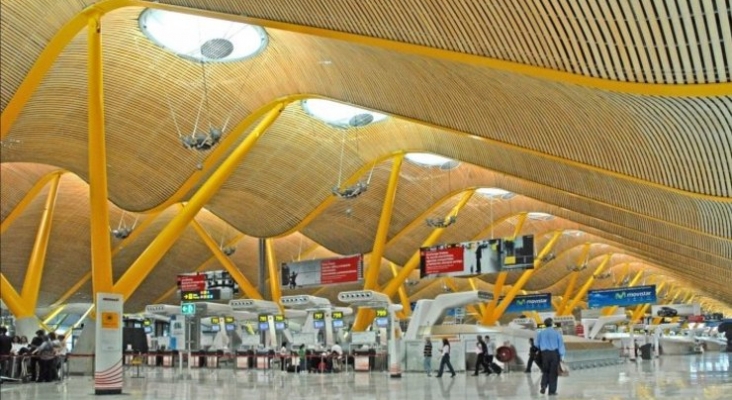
[405,153,460,169]
[139,9,268,63]
[527,212,554,221]
[301,99,387,128]
[476,188,516,199]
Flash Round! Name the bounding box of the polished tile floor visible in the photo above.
[1,354,730,399]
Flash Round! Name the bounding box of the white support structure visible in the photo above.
[280,295,352,347]
[405,290,492,340]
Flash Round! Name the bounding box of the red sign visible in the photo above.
[422,247,464,275]
[687,315,705,323]
[320,255,362,285]
[177,274,206,292]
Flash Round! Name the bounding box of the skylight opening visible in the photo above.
[476,188,516,199]
[301,99,387,128]
[527,212,554,221]
[139,9,268,63]
[405,153,460,169]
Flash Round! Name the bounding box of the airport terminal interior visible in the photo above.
[0,0,730,399]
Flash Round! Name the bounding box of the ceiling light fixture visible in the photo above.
[527,212,554,221]
[476,187,515,199]
[406,153,459,170]
[139,9,268,63]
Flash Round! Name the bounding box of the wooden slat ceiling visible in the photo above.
[0,1,730,314]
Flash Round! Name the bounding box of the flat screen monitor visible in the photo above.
[143,326,153,334]
[313,320,325,329]
[375,317,388,328]
[259,322,269,331]
[332,320,344,328]
[225,324,236,332]
[210,325,221,332]
[275,322,286,331]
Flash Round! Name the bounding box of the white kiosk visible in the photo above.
[404,290,492,340]
[280,295,353,347]
[338,290,403,378]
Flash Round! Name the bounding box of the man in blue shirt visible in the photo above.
[535,318,566,396]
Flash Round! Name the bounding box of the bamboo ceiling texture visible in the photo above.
[1,0,730,316]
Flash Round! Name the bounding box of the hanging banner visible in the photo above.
[95,293,123,395]
[281,254,363,289]
[501,235,535,270]
[651,303,701,318]
[177,270,240,301]
[503,293,553,313]
[587,285,657,309]
[419,239,501,277]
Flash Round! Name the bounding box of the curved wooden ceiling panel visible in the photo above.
[1,1,730,314]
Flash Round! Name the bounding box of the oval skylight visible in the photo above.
[301,99,387,128]
[139,9,268,63]
[405,153,460,169]
[476,188,516,199]
[527,212,554,221]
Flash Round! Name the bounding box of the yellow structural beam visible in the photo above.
[381,190,475,298]
[50,210,164,307]
[87,12,114,295]
[42,304,67,325]
[391,263,413,318]
[561,254,613,316]
[468,278,486,317]
[113,104,284,300]
[265,238,282,306]
[442,277,481,318]
[487,230,563,325]
[556,243,592,315]
[19,173,61,316]
[363,154,404,290]
[601,269,643,316]
[482,213,527,324]
[189,217,262,300]
[1,273,31,317]
[0,170,65,235]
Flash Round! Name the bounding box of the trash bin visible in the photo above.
[640,344,653,360]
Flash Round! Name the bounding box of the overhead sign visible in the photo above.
[177,270,239,301]
[419,236,536,278]
[281,254,364,289]
[502,293,552,313]
[375,309,388,318]
[587,285,657,309]
[332,311,344,320]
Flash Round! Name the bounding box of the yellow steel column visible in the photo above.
[390,263,412,317]
[20,173,61,314]
[602,269,643,316]
[482,213,527,324]
[363,154,404,290]
[265,238,282,305]
[189,217,263,300]
[1,171,65,235]
[113,104,284,300]
[560,254,612,316]
[87,12,114,295]
[381,190,475,298]
[556,243,591,315]
[487,230,563,324]
[1,274,31,317]
[468,278,486,317]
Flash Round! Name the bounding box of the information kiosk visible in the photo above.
[280,295,353,347]
[338,290,403,378]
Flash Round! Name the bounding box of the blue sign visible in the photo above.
[503,293,552,313]
[587,285,657,309]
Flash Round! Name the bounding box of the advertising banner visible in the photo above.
[587,285,657,309]
[503,293,552,313]
[651,303,701,318]
[502,235,535,270]
[420,239,501,277]
[281,254,363,289]
[94,293,123,395]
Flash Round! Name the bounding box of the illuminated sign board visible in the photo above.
[177,270,240,301]
[587,285,657,308]
[224,316,235,324]
[181,289,220,301]
[375,309,388,318]
[313,311,325,320]
[143,319,151,326]
[211,317,220,324]
[258,314,269,331]
[281,254,364,289]
[181,302,196,316]
[274,315,285,322]
[332,311,344,320]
